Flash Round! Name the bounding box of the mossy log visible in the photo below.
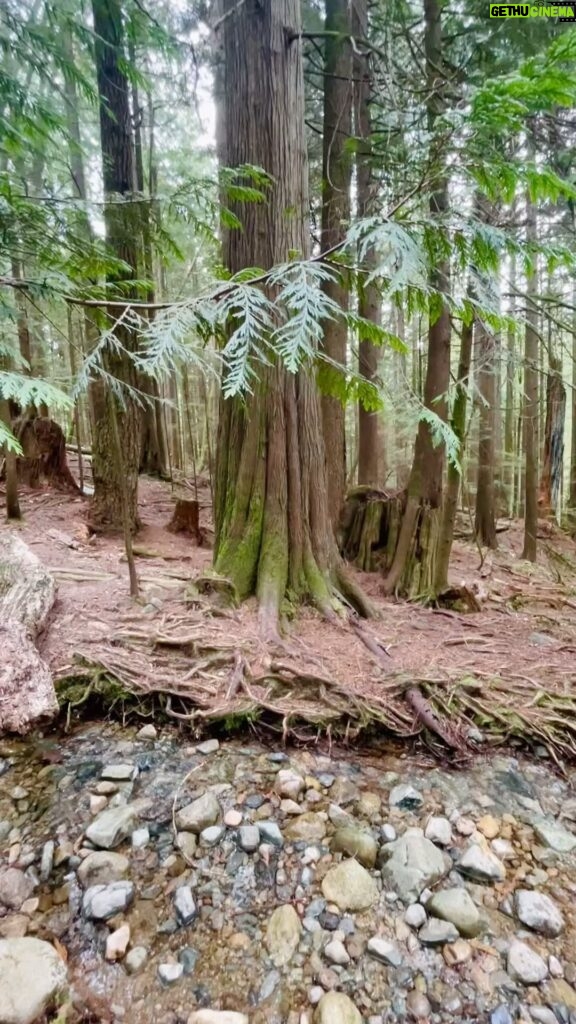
[0,534,58,733]
[339,486,406,572]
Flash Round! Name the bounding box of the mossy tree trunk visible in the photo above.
[213,0,367,635]
[90,0,141,533]
[475,317,498,548]
[539,352,565,521]
[522,153,539,562]
[319,0,352,524]
[382,0,451,601]
[353,0,382,489]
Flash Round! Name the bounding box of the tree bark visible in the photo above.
[435,317,473,590]
[213,0,367,634]
[475,318,498,548]
[522,167,539,561]
[353,0,381,488]
[383,0,451,600]
[539,352,565,521]
[570,283,576,528]
[319,0,352,523]
[504,255,516,516]
[1,397,21,519]
[90,0,141,533]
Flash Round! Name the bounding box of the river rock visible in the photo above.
[532,819,576,853]
[514,889,564,937]
[507,939,548,984]
[175,792,221,833]
[324,938,350,965]
[239,825,260,852]
[77,851,129,888]
[389,784,423,810]
[379,828,448,902]
[314,991,362,1024]
[125,946,148,974]
[419,917,459,945]
[284,812,327,843]
[322,858,378,911]
[174,885,197,926]
[101,763,137,782]
[188,1013,249,1024]
[158,962,183,985]
[0,869,34,911]
[265,904,302,966]
[275,768,305,800]
[0,937,68,1024]
[82,880,134,920]
[105,923,130,961]
[458,844,506,882]
[85,804,138,849]
[425,817,452,846]
[257,821,284,847]
[367,936,403,966]
[331,826,378,868]
[427,888,482,937]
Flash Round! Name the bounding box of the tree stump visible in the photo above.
[167,499,203,545]
[13,416,81,492]
[339,485,406,572]
[0,534,58,733]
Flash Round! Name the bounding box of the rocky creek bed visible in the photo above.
[1,725,576,1024]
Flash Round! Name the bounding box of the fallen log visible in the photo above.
[0,534,58,734]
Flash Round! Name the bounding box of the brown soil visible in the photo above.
[3,463,576,754]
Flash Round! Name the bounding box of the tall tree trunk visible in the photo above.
[353,0,381,488]
[1,398,21,519]
[570,284,576,528]
[475,318,498,548]
[90,0,141,532]
[214,0,367,635]
[522,174,538,561]
[383,0,451,599]
[539,352,565,521]
[504,257,516,516]
[436,317,473,589]
[319,0,352,523]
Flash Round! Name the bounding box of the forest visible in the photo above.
[1,3,576,1021]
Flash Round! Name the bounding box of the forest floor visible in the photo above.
[7,460,576,765]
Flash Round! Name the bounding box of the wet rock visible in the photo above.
[389,784,423,810]
[239,825,260,852]
[458,844,506,882]
[331,826,378,869]
[105,923,130,961]
[175,792,221,834]
[507,939,548,984]
[197,739,220,755]
[265,904,302,966]
[85,804,138,849]
[82,880,134,921]
[314,991,362,1024]
[257,821,284,847]
[367,936,403,966]
[200,825,225,847]
[406,991,431,1019]
[324,938,350,965]
[188,1013,249,1024]
[419,917,459,945]
[101,763,137,782]
[515,889,564,937]
[284,813,326,844]
[77,850,129,888]
[136,724,157,740]
[532,819,576,854]
[425,817,452,846]
[158,962,183,985]
[405,903,427,929]
[125,946,148,974]
[174,886,197,926]
[0,937,68,1024]
[0,869,34,911]
[427,888,482,937]
[275,768,305,800]
[322,858,378,911]
[379,829,448,902]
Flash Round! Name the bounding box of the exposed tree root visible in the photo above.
[53,612,576,764]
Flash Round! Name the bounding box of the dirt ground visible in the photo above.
[3,455,576,756]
